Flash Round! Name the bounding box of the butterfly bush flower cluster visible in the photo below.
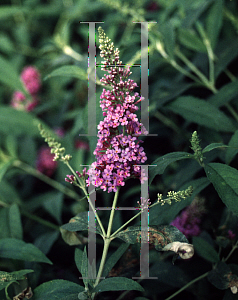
[170,197,206,238]
[86,27,148,193]
[11,66,41,111]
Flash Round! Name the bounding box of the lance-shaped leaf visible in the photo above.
[92,277,144,293]
[114,225,193,258]
[202,143,228,154]
[0,238,52,264]
[204,163,238,217]
[61,211,103,236]
[33,279,84,300]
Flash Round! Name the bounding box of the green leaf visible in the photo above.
[61,211,103,235]
[80,246,95,289]
[0,55,27,94]
[0,106,53,136]
[43,192,63,224]
[204,163,238,216]
[166,96,235,132]
[160,21,175,59]
[0,208,10,238]
[0,269,34,291]
[60,228,87,246]
[149,152,193,185]
[9,204,23,240]
[208,81,238,108]
[102,243,130,278]
[44,65,87,81]
[93,277,144,293]
[193,236,220,263]
[215,39,238,78]
[0,238,52,264]
[225,130,238,164]
[34,231,59,255]
[206,0,223,49]
[75,248,84,274]
[115,225,188,251]
[33,279,84,300]
[0,6,29,20]
[178,28,206,52]
[202,143,228,154]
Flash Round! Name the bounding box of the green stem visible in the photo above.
[175,48,216,93]
[111,196,175,239]
[164,272,209,300]
[65,161,106,238]
[13,160,80,201]
[93,188,120,295]
[195,21,215,85]
[224,240,238,262]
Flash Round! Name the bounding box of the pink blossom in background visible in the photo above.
[36,146,58,177]
[170,197,206,238]
[11,66,41,111]
[75,139,90,151]
[227,230,236,240]
[20,66,41,95]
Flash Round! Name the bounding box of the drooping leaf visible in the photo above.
[202,143,228,154]
[166,96,235,132]
[93,277,144,293]
[193,236,220,263]
[149,152,193,185]
[0,238,52,264]
[60,228,88,246]
[225,130,238,164]
[204,163,238,216]
[115,225,188,251]
[33,279,84,300]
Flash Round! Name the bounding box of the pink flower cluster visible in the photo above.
[36,146,58,177]
[86,28,148,193]
[11,66,41,111]
[170,198,206,238]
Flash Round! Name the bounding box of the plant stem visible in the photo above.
[164,272,209,300]
[65,161,106,238]
[13,160,80,201]
[92,188,120,299]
